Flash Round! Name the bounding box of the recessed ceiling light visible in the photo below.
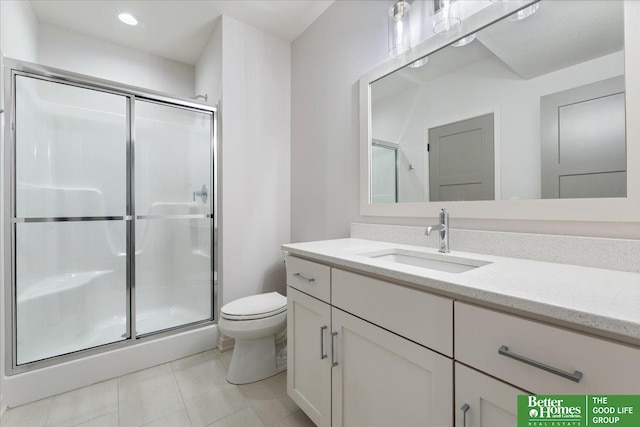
[118,13,139,26]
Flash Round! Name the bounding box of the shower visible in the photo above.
[4,60,218,372]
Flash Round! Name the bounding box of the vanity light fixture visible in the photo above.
[118,12,139,26]
[507,3,539,21]
[408,56,429,68]
[433,0,461,34]
[451,33,476,47]
[388,1,412,57]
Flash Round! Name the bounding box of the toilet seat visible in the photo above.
[220,292,287,321]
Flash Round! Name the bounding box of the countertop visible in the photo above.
[282,238,640,344]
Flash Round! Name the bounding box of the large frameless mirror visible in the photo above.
[369,0,625,203]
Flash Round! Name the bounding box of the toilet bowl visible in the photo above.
[218,292,287,384]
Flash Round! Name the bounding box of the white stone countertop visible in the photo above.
[282,238,640,344]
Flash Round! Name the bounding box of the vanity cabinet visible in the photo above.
[286,254,640,427]
[331,307,452,427]
[287,287,332,427]
[455,302,640,394]
[285,255,454,427]
[454,363,527,427]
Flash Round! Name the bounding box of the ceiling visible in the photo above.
[477,0,623,79]
[29,0,335,66]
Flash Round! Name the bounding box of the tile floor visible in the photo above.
[1,349,315,427]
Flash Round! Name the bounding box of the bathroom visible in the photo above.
[1,0,639,426]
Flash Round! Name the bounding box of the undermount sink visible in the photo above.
[359,249,490,274]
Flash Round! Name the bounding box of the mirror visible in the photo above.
[369,0,625,203]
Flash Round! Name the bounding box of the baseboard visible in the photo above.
[218,333,235,352]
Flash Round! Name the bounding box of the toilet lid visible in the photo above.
[221,292,286,319]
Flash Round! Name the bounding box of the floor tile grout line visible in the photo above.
[117,378,121,427]
[42,395,55,427]
[171,364,194,427]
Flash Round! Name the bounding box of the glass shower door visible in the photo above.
[134,100,213,335]
[14,75,128,364]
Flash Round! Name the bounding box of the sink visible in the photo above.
[359,249,490,274]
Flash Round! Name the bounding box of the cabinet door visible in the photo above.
[455,363,528,427]
[331,308,453,427]
[287,287,332,427]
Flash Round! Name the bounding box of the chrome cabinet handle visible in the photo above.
[331,331,338,367]
[498,345,583,383]
[460,404,470,427]
[320,326,328,359]
[293,273,315,283]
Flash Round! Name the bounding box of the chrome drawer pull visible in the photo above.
[498,345,583,383]
[331,331,338,367]
[461,404,470,427]
[320,326,328,360]
[293,273,315,283]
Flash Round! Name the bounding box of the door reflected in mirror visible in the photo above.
[370,0,625,203]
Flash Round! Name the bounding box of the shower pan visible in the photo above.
[4,60,218,372]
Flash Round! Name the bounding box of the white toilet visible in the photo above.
[218,292,287,384]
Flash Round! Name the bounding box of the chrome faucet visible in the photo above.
[425,208,449,253]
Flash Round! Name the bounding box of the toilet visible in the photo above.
[218,292,287,384]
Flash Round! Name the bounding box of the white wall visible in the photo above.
[195,18,222,107]
[37,23,194,97]
[292,1,389,242]
[0,1,39,62]
[219,15,291,304]
[291,0,640,241]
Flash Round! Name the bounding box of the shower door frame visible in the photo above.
[2,59,219,374]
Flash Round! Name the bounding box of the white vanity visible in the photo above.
[282,237,640,427]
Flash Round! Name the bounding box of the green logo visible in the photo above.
[518,395,640,427]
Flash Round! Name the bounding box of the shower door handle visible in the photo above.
[193,184,208,203]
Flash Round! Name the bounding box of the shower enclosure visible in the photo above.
[4,60,217,371]
[371,139,398,203]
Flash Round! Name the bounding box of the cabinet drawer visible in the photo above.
[285,255,331,303]
[455,302,640,394]
[332,269,453,356]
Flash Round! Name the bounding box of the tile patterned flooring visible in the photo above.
[1,349,315,427]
